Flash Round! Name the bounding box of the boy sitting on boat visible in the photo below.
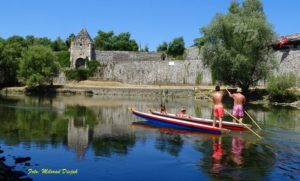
[176,107,192,118]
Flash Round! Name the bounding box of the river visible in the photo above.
[0,95,299,181]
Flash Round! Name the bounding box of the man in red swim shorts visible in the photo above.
[227,88,246,123]
[212,85,224,128]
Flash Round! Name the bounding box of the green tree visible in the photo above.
[66,33,75,48]
[157,42,168,52]
[0,36,27,86]
[34,37,52,47]
[52,37,68,51]
[18,46,59,86]
[193,37,206,48]
[55,51,70,68]
[94,30,138,51]
[113,32,139,51]
[94,31,114,50]
[201,0,276,91]
[167,37,185,58]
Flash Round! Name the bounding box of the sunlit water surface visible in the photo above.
[0,95,299,181]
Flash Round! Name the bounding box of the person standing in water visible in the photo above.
[212,85,224,128]
[227,88,246,123]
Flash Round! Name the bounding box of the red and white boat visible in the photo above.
[150,110,251,131]
[131,108,230,135]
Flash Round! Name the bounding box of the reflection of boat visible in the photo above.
[150,110,251,131]
[132,121,221,138]
[131,108,230,135]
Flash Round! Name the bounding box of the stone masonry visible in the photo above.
[69,29,300,86]
[70,28,95,69]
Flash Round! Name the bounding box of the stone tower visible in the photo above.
[70,28,95,69]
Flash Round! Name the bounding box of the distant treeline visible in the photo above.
[0,31,186,87]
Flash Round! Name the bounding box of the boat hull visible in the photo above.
[131,109,230,135]
[150,111,250,131]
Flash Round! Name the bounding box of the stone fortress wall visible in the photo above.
[273,49,300,80]
[95,50,162,62]
[93,48,211,85]
[69,29,300,86]
[93,47,300,86]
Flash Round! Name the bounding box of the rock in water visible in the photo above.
[14,157,31,164]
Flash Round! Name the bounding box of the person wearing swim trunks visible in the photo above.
[212,85,224,128]
[227,88,246,123]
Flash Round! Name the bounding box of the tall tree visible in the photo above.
[52,37,68,51]
[66,33,75,48]
[94,30,138,51]
[167,37,185,58]
[201,0,276,91]
[18,46,59,86]
[0,36,27,86]
[157,42,168,52]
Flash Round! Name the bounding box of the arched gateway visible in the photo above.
[75,58,85,69]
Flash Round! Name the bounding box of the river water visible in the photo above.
[0,95,299,181]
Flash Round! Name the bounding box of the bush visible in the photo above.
[65,60,99,81]
[65,69,88,81]
[86,60,99,77]
[267,73,297,102]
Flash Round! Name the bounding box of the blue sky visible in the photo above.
[0,0,299,50]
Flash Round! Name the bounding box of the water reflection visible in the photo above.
[211,136,223,175]
[196,133,276,181]
[67,117,90,160]
[0,95,299,181]
[230,135,245,166]
[155,129,183,157]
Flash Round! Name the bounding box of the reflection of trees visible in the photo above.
[264,107,299,130]
[195,136,275,181]
[64,105,98,127]
[0,100,69,146]
[155,132,183,157]
[91,135,135,157]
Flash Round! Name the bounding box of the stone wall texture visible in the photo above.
[184,46,200,60]
[63,47,300,86]
[95,50,162,62]
[94,59,212,85]
[273,49,300,82]
[91,48,300,85]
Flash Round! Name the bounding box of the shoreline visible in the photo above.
[0,80,212,98]
[1,80,299,109]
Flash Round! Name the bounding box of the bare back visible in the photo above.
[232,93,245,105]
[212,91,223,106]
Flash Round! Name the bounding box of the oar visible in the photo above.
[202,94,263,139]
[224,109,262,139]
[244,110,262,130]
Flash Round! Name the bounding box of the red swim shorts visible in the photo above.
[214,105,224,117]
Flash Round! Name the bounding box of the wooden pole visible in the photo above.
[245,110,262,130]
[224,109,262,139]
